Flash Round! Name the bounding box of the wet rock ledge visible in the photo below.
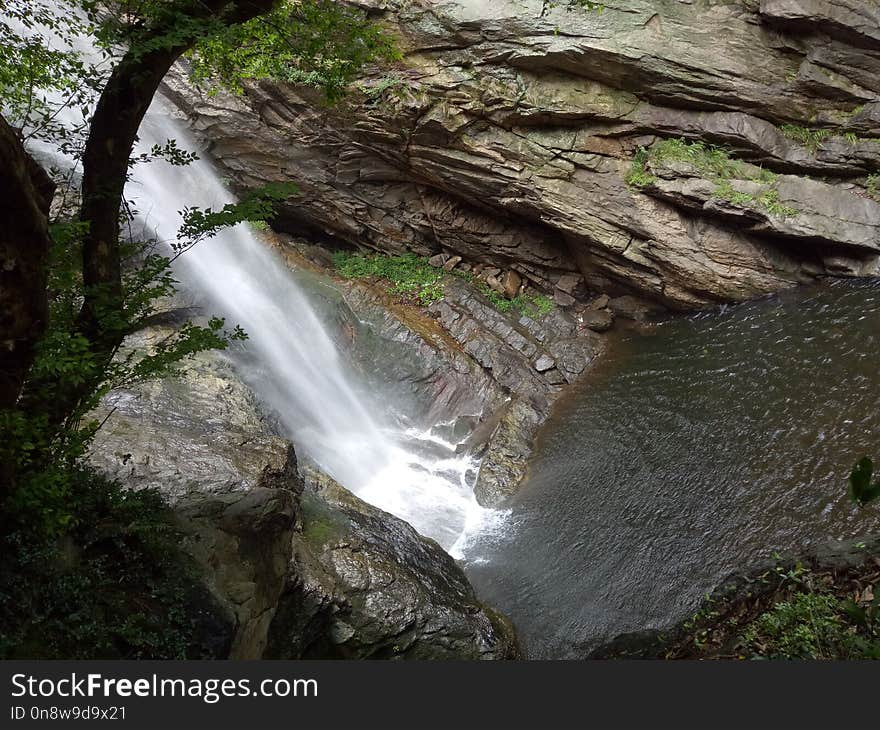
[89,329,520,660]
[272,237,607,506]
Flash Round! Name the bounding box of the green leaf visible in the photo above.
[849,456,880,507]
[841,598,868,628]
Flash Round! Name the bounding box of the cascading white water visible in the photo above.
[135,100,503,551]
[11,9,505,554]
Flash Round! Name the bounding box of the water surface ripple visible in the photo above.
[466,280,880,658]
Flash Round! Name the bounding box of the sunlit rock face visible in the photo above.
[164,0,880,312]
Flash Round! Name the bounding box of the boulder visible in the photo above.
[609,295,662,322]
[265,471,521,659]
[442,254,463,271]
[554,289,577,307]
[533,354,556,372]
[485,274,505,295]
[588,294,611,311]
[581,308,614,332]
[555,273,585,296]
[501,269,522,298]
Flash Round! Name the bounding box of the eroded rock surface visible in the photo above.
[164,0,880,313]
[88,326,519,659]
[266,469,520,659]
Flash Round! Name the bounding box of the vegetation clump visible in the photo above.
[454,269,555,319]
[0,469,221,659]
[625,147,654,187]
[332,251,446,306]
[740,590,875,659]
[714,181,797,217]
[491,290,555,319]
[332,251,555,318]
[648,138,750,179]
[780,124,833,152]
[626,138,796,217]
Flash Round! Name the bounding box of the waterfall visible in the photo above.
[135,100,499,552]
[12,10,505,554]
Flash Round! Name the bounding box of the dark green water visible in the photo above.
[465,279,880,659]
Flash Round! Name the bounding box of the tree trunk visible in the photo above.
[80,0,279,343]
[0,116,54,410]
[68,0,278,413]
[0,115,55,503]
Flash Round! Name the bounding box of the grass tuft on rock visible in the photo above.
[626,138,796,217]
[625,147,654,187]
[485,288,554,319]
[332,251,445,306]
[779,124,833,152]
[332,250,555,318]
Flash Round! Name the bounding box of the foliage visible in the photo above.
[332,251,446,306]
[175,181,298,253]
[739,590,879,660]
[625,147,654,187]
[0,469,220,659]
[188,0,399,101]
[780,124,832,153]
[3,0,396,174]
[332,250,556,318]
[866,174,880,202]
[0,0,103,146]
[627,138,796,217]
[849,457,880,507]
[133,139,200,168]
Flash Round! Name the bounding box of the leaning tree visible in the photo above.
[0,0,395,521]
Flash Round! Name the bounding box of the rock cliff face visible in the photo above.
[164,0,880,313]
[89,324,519,659]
